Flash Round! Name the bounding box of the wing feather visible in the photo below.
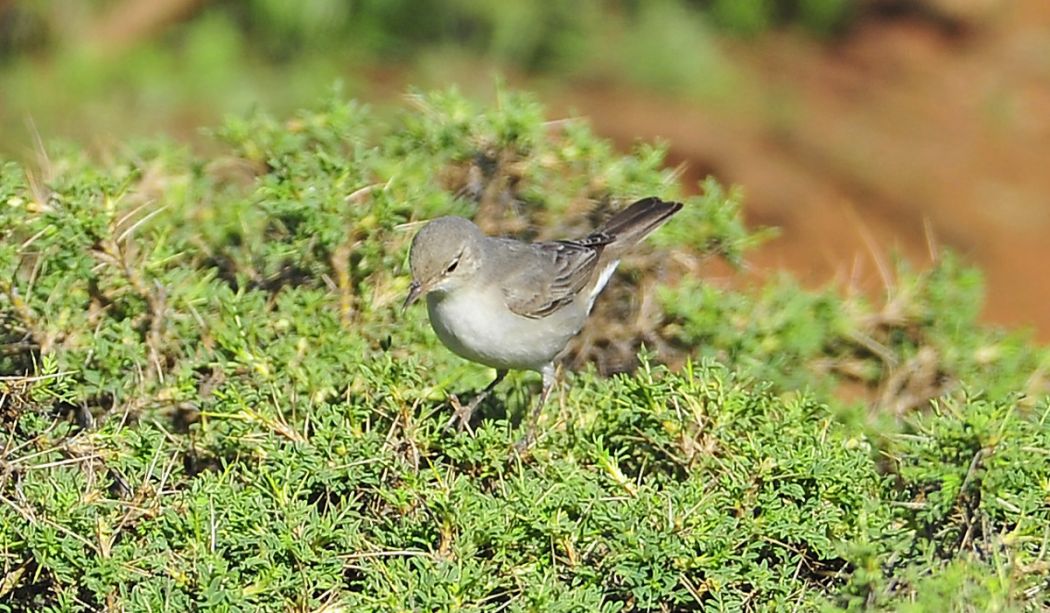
[501,233,612,319]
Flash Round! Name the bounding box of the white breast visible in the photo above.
[426,287,584,372]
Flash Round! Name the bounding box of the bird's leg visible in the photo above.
[515,364,556,450]
[446,369,508,432]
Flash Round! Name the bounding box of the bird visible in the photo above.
[403,197,683,442]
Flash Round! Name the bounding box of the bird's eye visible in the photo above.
[445,258,459,274]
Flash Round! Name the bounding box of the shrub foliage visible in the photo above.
[1,90,1047,610]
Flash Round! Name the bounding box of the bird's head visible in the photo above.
[403,216,484,308]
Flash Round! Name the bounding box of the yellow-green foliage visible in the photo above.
[0,90,1047,611]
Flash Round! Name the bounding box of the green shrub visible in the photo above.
[1,89,1047,610]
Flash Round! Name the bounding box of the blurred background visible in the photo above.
[2,0,1048,338]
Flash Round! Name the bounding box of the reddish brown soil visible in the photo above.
[557,2,1050,339]
[14,1,1050,339]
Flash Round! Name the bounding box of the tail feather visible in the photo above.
[579,197,683,311]
[597,197,683,253]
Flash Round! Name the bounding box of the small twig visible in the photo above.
[0,494,100,554]
[23,455,103,470]
[0,371,75,383]
[344,182,382,203]
[116,203,169,243]
[338,549,436,561]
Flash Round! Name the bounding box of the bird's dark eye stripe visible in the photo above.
[446,258,459,273]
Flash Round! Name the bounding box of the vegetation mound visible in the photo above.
[1,90,1047,610]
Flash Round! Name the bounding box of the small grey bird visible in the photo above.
[404,197,683,440]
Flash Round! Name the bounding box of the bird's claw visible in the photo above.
[444,394,475,434]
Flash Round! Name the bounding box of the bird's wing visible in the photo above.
[497,233,613,319]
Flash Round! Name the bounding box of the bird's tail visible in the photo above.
[581,197,683,309]
[597,197,683,255]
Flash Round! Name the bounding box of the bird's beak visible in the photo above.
[402,280,423,310]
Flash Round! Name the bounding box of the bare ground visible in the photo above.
[559,0,1050,339]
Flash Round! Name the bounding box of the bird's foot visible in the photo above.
[444,394,477,434]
